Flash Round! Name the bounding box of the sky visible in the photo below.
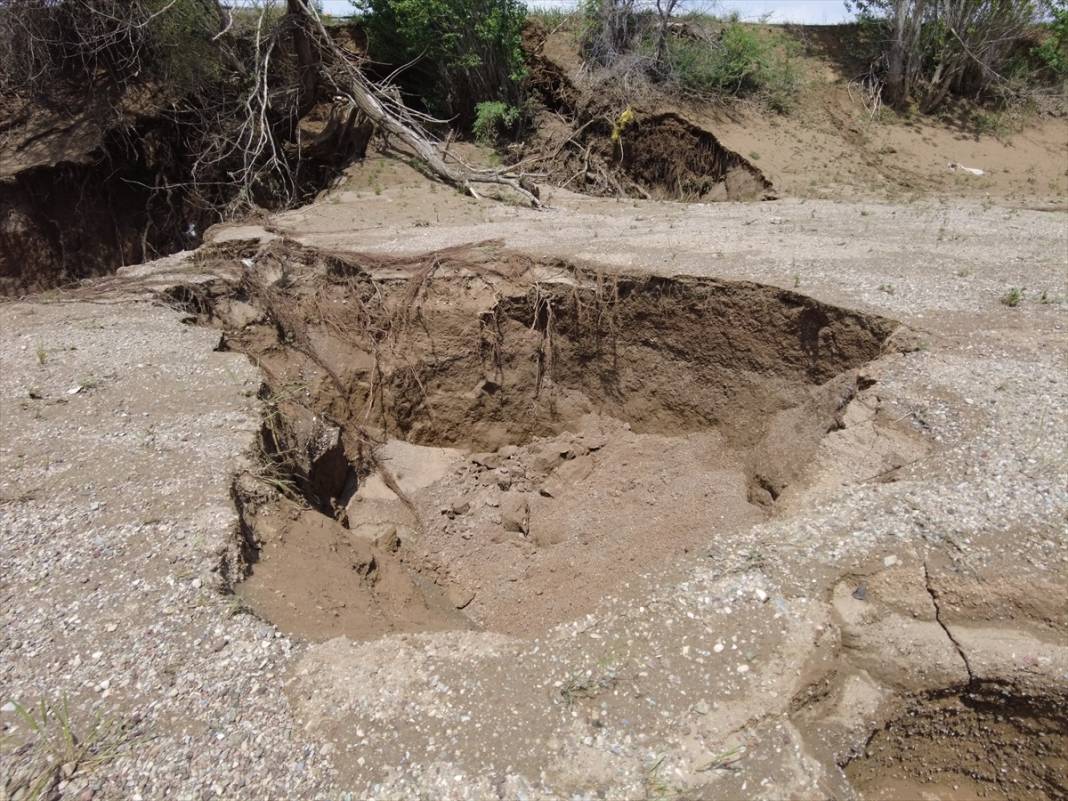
[316,0,855,24]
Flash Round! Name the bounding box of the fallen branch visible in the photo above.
[290,0,542,207]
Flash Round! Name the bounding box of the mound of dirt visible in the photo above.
[517,23,773,201]
[164,239,918,641]
[618,111,773,200]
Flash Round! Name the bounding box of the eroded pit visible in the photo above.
[170,239,914,640]
[844,690,1068,801]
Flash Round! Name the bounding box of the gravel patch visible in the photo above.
[2,192,1065,799]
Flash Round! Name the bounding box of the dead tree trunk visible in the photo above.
[287,0,319,117]
[654,0,681,75]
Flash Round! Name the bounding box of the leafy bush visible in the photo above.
[472,101,521,144]
[661,23,801,111]
[355,0,527,125]
[1033,0,1068,78]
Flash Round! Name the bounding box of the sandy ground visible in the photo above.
[708,98,1068,207]
[534,21,1068,209]
[2,177,1067,799]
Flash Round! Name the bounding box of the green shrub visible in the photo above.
[473,101,521,144]
[1033,0,1068,78]
[354,0,527,125]
[1001,287,1025,306]
[661,23,801,111]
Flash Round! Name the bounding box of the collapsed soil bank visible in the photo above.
[167,238,914,642]
[0,110,362,296]
[518,23,774,201]
[0,22,368,297]
[0,115,198,296]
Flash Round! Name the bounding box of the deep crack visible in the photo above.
[923,561,975,683]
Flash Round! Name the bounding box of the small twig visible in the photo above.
[859,454,929,483]
[212,5,234,41]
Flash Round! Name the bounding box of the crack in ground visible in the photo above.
[923,561,975,683]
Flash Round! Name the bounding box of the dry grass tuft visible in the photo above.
[1,698,141,801]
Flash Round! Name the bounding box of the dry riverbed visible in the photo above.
[2,185,1066,800]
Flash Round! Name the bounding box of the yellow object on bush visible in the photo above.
[610,106,635,144]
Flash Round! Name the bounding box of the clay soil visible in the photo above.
[846,692,1068,801]
[168,239,910,642]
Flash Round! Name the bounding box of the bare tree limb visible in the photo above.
[288,0,542,206]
